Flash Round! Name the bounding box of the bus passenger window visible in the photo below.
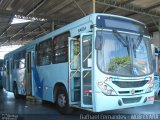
[19,59,25,69]
[52,32,70,64]
[13,50,26,69]
[36,39,52,66]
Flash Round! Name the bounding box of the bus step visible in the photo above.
[26,96,42,103]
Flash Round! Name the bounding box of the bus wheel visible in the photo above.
[56,86,73,114]
[13,83,20,99]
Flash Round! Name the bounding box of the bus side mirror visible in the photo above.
[95,35,103,50]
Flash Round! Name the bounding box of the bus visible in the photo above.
[2,13,154,114]
[151,44,160,96]
[0,59,3,89]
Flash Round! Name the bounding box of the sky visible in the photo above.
[0,45,21,59]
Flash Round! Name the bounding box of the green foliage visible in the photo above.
[73,45,79,55]
[108,56,131,71]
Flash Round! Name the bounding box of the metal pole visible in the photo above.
[52,21,55,31]
[93,0,95,13]
[74,0,86,16]
[157,20,160,47]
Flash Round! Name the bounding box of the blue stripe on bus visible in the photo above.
[32,67,43,99]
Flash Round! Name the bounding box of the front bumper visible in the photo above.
[93,91,154,112]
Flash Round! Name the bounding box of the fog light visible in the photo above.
[118,99,122,106]
[147,96,154,101]
[143,97,147,103]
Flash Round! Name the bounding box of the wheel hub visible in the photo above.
[58,94,66,107]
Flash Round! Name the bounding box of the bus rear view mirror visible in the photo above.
[95,35,103,50]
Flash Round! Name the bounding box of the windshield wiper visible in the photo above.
[112,29,129,47]
[135,34,143,49]
[133,34,143,58]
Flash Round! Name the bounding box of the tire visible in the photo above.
[13,83,20,99]
[56,86,73,114]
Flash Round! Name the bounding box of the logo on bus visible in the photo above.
[78,26,86,33]
[131,89,135,95]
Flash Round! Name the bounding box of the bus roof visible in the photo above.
[4,13,146,58]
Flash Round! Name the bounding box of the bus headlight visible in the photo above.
[97,82,117,95]
[145,83,154,93]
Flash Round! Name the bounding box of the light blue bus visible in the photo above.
[151,44,160,96]
[3,13,154,114]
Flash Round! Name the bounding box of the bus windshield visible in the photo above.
[97,30,152,76]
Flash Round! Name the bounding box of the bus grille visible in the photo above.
[122,97,141,104]
[118,90,143,94]
[112,80,148,88]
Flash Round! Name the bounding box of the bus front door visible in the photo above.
[68,37,81,105]
[80,33,93,108]
[26,51,33,95]
[69,33,93,108]
[6,60,10,91]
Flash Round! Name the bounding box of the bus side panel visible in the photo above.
[32,63,68,102]
[2,60,9,91]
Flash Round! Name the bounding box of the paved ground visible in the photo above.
[0,89,160,120]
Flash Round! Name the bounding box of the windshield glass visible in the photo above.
[97,30,152,76]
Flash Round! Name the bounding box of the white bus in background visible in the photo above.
[0,68,2,89]
[0,59,3,89]
[3,13,154,114]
